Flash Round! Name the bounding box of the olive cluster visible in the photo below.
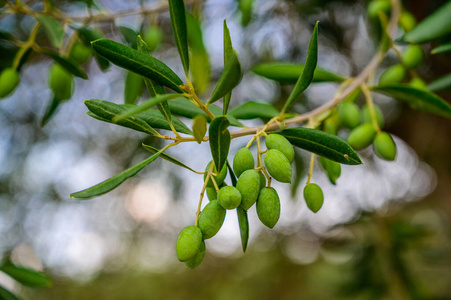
[176,134,300,268]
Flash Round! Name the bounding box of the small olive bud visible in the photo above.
[373,132,397,161]
[304,183,324,213]
[204,160,227,188]
[217,186,242,210]
[256,187,280,229]
[265,134,295,163]
[0,68,20,99]
[176,226,203,262]
[48,63,74,101]
[185,240,205,269]
[361,104,384,128]
[264,149,292,183]
[379,64,406,85]
[237,170,261,210]
[347,123,377,150]
[198,200,226,239]
[233,148,254,178]
[402,45,424,69]
[338,102,361,129]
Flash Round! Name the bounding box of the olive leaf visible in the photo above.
[0,261,52,288]
[77,27,110,71]
[252,62,345,84]
[223,19,234,115]
[427,73,451,92]
[0,284,21,300]
[142,144,198,173]
[281,21,319,114]
[372,84,451,119]
[124,71,144,104]
[318,156,341,185]
[236,206,249,253]
[118,26,138,49]
[209,116,231,173]
[41,95,59,127]
[91,39,184,93]
[35,15,64,48]
[40,49,88,79]
[431,42,451,55]
[275,128,362,165]
[70,148,165,199]
[228,101,279,120]
[207,51,242,105]
[400,1,451,44]
[169,0,190,76]
[192,115,207,143]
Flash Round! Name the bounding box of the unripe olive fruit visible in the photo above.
[256,187,280,228]
[233,148,254,178]
[258,172,266,190]
[409,77,428,91]
[338,102,361,129]
[237,169,261,210]
[373,131,397,161]
[69,41,92,65]
[265,134,295,163]
[176,225,203,262]
[198,200,226,239]
[379,64,406,85]
[304,183,324,213]
[347,123,377,150]
[185,240,205,269]
[142,26,163,53]
[399,11,416,32]
[239,0,253,26]
[264,149,292,183]
[361,104,384,128]
[48,63,74,101]
[367,0,391,19]
[402,45,424,69]
[206,182,226,201]
[204,161,227,188]
[217,186,242,210]
[318,156,341,185]
[0,68,20,99]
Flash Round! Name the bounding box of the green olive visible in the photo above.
[237,169,261,210]
[402,45,424,69]
[48,63,74,101]
[204,160,227,188]
[217,186,242,210]
[265,134,295,163]
[185,240,205,269]
[142,26,163,53]
[338,102,361,129]
[256,187,280,228]
[304,183,324,213]
[373,131,397,161]
[258,171,266,190]
[264,149,292,183]
[367,0,391,19]
[379,64,406,85]
[176,226,203,262]
[409,77,428,91]
[233,148,254,178]
[206,182,227,201]
[347,123,377,150]
[0,68,20,99]
[361,104,384,128]
[69,41,92,65]
[399,11,416,32]
[198,200,226,239]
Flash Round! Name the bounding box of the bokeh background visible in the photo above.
[1,0,450,299]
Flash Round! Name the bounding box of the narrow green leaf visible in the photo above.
[275,128,362,165]
[427,73,451,92]
[431,42,451,55]
[228,101,279,120]
[236,206,249,253]
[71,149,165,199]
[0,284,20,300]
[35,15,64,48]
[318,156,341,185]
[113,94,181,122]
[209,116,231,173]
[192,115,207,143]
[77,27,110,71]
[169,0,190,75]
[226,160,237,187]
[0,262,52,287]
[401,1,451,44]
[223,19,234,115]
[124,71,144,104]
[91,39,184,92]
[41,95,60,127]
[252,62,345,84]
[142,144,197,172]
[282,22,319,113]
[372,84,451,119]
[291,150,305,198]
[207,51,242,105]
[85,99,160,136]
[40,49,88,79]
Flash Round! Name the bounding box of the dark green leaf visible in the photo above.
[400,1,451,44]
[35,15,64,48]
[226,160,237,187]
[209,116,231,172]
[282,21,319,113]
[252,62,344,84]
[113,94,181,122]
[41,95,60,127]
[77,27,110,71]
[236,206,249,253]
[193,115,207,143]
[40,49,88,79]
[118,26,138,48]
[169,0,189,75]
[223,19,234,115]
[0,30,16,42]
[207,51,242,105]
[372,84,451,119]
[0,262,52,287]
[71,149,165,199]
[0,284,20,300]
[275,128,362,165]
[290,150,305,198]
[431,42,451,55]
[85,99,159,136]
[91,39,184,92]
[142,144,197,172]
[228,101,279,120]
[427,73,451,92]
[124,71,144,104]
